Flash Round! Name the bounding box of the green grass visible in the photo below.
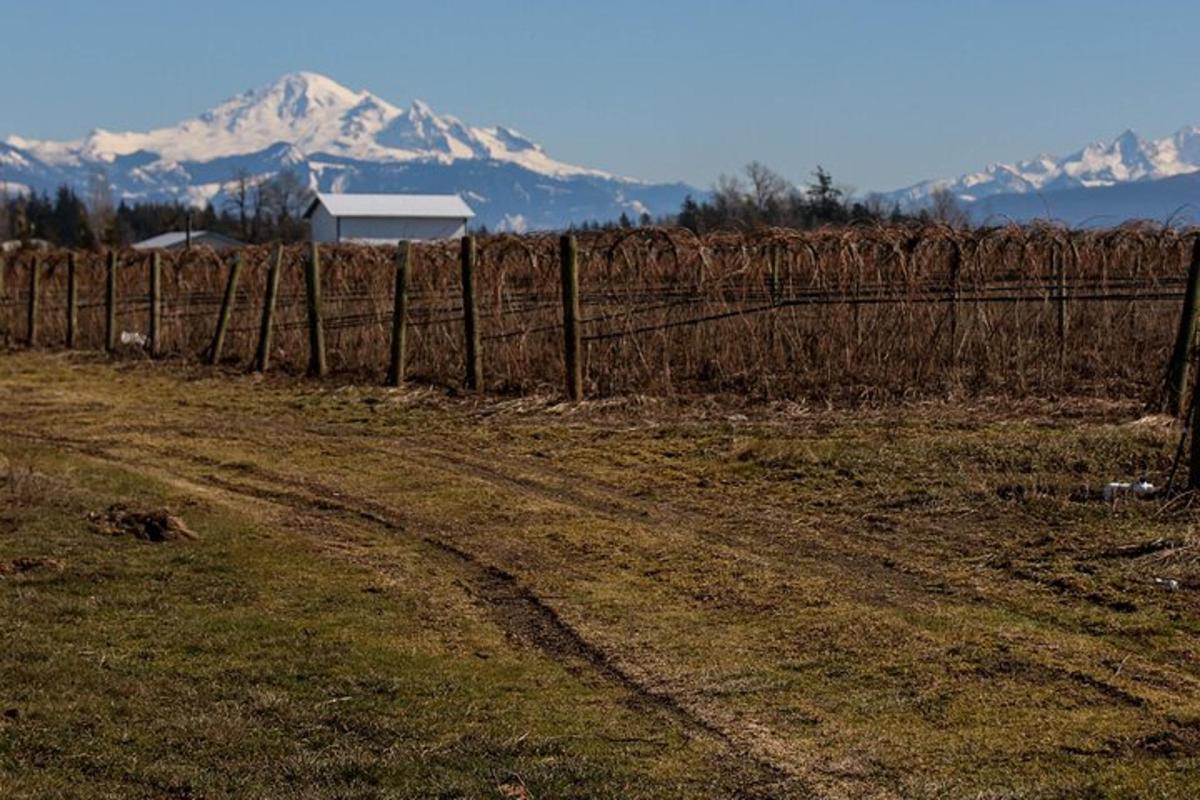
[2,351,1200,798]
[0,443,729,799]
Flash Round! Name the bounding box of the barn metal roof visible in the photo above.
[305,193,475,220]
[131,230,244,250]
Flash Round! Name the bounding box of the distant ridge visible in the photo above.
[884,126,1200,227]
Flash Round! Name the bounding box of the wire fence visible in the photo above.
[0,223,1195,402]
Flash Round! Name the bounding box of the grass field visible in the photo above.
[1,350,1199,798]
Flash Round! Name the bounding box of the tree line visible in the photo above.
[0,169,315,248]
[0,162,968,248]
[572,162,968,234]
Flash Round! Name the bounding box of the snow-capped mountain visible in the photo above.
[0,72,694,230]
[887,126,1200,226]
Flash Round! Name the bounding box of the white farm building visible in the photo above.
[304,193,475,244]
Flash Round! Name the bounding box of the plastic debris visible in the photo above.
[1155,577,1181,592]
[120,331,148,347]
[1103,479,1155,501]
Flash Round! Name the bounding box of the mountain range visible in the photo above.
[0,72,695,231]
[886,127,1200,226]
[6,72,1200,230]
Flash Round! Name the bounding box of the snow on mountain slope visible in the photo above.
[7,72,608,178]
[888,126,1200,211]
[1,72,689,229]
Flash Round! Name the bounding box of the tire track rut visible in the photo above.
[0,421,805,797]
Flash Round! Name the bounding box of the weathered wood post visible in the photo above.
[560,234,583,400]
[65,252,78,348]
[768,244,782,305]
[105,251,118,353]
[253,244,283,372]
[1055,246,1068,371]
[0,255,7,342]
[948,243,962,369]
[386,240,411,387]
[1165,238,1200,417]
[0,256,6,345]
[148,251,162,357]
[460,235,482,390]
[304,241,327,378]
[1188,357,1200,490]
[25,257,39,346]
[209,251,242,365]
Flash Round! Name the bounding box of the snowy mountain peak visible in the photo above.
[0,71,689,231]
[5,71,607,178]
[889,124,1200,210]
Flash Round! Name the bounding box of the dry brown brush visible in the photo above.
[0,223,1194,403]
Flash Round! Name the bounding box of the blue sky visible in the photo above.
[2,1,1199,193]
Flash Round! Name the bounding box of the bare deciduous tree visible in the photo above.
[745,161,790,215]
[929,187,970,228]
[263,169,313,222]
[225,169,256,239]
[86,171,115,243]
[0,185,11,242]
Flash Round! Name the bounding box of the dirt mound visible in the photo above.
[88,504,198,542]
[0,557,65,576]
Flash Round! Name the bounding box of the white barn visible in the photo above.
[304,193,475,244]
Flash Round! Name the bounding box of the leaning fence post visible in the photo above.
[66,252,78,348]
[460,235,482,390]
[1166,239,1200,417]
[148,251,162,357]
[25,257,39,347]
[209,251,242,365]
[560,234,583,400]
[386,240,411,387]
[105,250,118,352]
[253,244,283,372]
[304,241,327,378]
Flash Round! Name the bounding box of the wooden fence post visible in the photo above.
[1188,357,1200,490]
[0,256,6,344]
[148,251,162,357]
[25,257,39,347]
[253,244,283,372]
[1055,247,1068,370]
[1166,239,1200,417]
[768,244,781,305]
[66,252,78,348]
[105,251,118,353]
[460,235,482,390]
[209,252,242,365]
[386,240,411,387]
[0,256,7,343]
[304,241,327,378]
[560,234,582,400]
[948,244,962,368]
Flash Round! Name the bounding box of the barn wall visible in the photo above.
[309,206,339,243]
[335,216,467,243]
